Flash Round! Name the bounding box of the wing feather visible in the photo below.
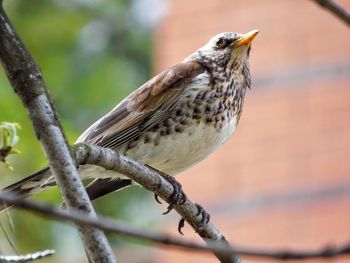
[76,61,207,149]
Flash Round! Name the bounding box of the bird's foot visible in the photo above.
[145,164,187,214]
[177,204,210,235]
[161,174,187,215]
[195,203,210,226]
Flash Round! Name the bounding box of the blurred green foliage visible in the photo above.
[0,0,156,260]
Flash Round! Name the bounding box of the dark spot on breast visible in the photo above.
[144,134,151,143]
[206,116,213,123]
[175,109,183,116]
[164,119,172,127]
[160,127,167,136]
[194,107,202,114]
[180,118,189,125]
[166,127,172,135]
[193,113,201,120]
[175,125,184,133]
[201,91,209,99]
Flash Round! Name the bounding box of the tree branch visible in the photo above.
[0,4,116,263]
[0,249,55,262]
[0,192,349,261]
[74,143,241,262]
[311,0,350,26]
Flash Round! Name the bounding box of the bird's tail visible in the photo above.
[0,167,55,212]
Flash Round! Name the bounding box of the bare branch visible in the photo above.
[311,0,350,26]
[0,192,236,258]
[73,143,241,263]
[0,4,116,263]
[237,245,350,260]
[1,192,349,261]
[0,249,55,262]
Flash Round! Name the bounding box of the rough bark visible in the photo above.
[0,3,116,263]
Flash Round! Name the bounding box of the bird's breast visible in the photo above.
[121,114,238,175]
[119,73,244,175]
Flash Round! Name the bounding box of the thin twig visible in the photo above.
[0,249,55,262]
[0,4,115,263]
[0,192,349,261]
[311,0,350,26]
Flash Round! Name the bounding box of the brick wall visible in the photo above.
[151,0,350,262]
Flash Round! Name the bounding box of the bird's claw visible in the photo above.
[195,204,210,225]
[146,164,187,214]
[177,204,211,235]
[154,193,162,204]
[178,217,185,235]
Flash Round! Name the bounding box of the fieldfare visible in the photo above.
[2,30,259,211]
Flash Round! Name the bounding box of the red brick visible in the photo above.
[152,1,350,262]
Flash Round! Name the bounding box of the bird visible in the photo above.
[1,30,259,211]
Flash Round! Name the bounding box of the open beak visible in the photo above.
[235,30,259,47]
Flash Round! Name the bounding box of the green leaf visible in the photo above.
[0,122,21,170]
[0,122,21,148]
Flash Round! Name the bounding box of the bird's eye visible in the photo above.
[215,38,227,49]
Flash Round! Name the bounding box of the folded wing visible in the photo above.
[76,61,207,149]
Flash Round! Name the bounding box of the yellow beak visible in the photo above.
[235,30,259,46]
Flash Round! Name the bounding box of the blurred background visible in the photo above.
[0,0,349,262]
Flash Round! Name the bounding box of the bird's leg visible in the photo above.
[145,164,187,214]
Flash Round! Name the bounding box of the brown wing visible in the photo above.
[77,60,206,149]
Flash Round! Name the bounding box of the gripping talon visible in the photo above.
[162,204,174,215]
[178,217,185,235]
[154,194,162,204]
[146,164,188,233]
[146,164,186,213]
[196,204,203,216]
[204,213,210,224]
[195,204,210,225]
[179,192,187,205]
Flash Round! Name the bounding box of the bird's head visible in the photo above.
[185,30,259,74]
